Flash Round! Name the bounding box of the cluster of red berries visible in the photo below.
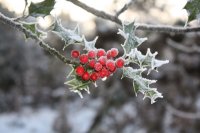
[71,48,125,82]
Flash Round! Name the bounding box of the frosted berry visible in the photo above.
[106,50,112,59]
[79,54,88,64]
[110,48,119,58]
[89,59,96,68]
[106,60,116,72]
[94,62,103,71]
[71,50,80,58]
[97,49,106,57]
[99,68,109,78]
[116,57,125,68]
[90,72,98,81]
[88,50,96,58]
[75,66,85,76]
[98,56,107,66]
[82,72,90,81]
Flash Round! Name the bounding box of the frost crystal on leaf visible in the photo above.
[123,67,162,104]
[127,48,169,74]
[118,21,147,56]
[21,22,47,39]
[64,78,90,98]
[119,21,168,103]
[83,36,98,51]
[52,19,82,50]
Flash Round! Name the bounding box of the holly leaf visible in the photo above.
[66,65,75,79]
[127,48,169,73]
[29,0,55,17]
[64,78,90,98]
[118,21,147,56]
[122,67,163,104]
[83,36,98,51]
[52,19,83,50]
[184,0,200,22]
[21,22,44,39]
[22,22,36,33]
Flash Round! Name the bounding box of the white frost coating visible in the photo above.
[143,88,163,104]
[153,60,169,69]
[64,78,90,98]
[123,67,162,104]
[83,36,98,51]
[52,19,83,49]
[127,48,168,73]
[117,28,129,39]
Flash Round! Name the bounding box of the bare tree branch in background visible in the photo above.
[115,0,133,17]
[65,0,121,24]
[167,39,200,53]
[66,0,200,34]
[167,104,200,119]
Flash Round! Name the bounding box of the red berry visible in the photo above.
[98,56,107,66]
[106,50,112,59]
[116,57,125,68]
[89,59,96,68]
[94,62,103,71]
[75,66,85,76]
[90,72,98,81]
[97,49,106,58]
[79,54,88,64]
[106,60,116,72]
[82,72,90,81]
[71,50,80,58]
[110,48,119,58]
[99,68,109,78]
[88,50,96,58]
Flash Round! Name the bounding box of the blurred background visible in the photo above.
[1,0,200,133]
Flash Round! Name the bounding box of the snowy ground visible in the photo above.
[0,98,103,133]
[0,107,56,133]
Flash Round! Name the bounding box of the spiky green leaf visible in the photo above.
[127,48,169,73]
[123,67,162,104]
[52,19,82,50]
[83,36,98,51]
[118,21,147,56]
[184,0,200,23]
[29,0,55,17]
[64,78,90,98]
[21,22,44,39]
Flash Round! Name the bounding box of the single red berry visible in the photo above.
[110,48,119,58]
[75,66,85,76]
[98,56,107,66]
[89,59,96,68]
[99,68,109,78]
[110,66,116,73]
[106,50,112,59]
[94,62,103,71]
[79,54,88,64]
[88,50,96,58]
[82,72,90,81]
[97,49,106,58]
[116,57,125,68]
[71,50,80,58]
[90,72,98,81]
[106,60,116,72]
